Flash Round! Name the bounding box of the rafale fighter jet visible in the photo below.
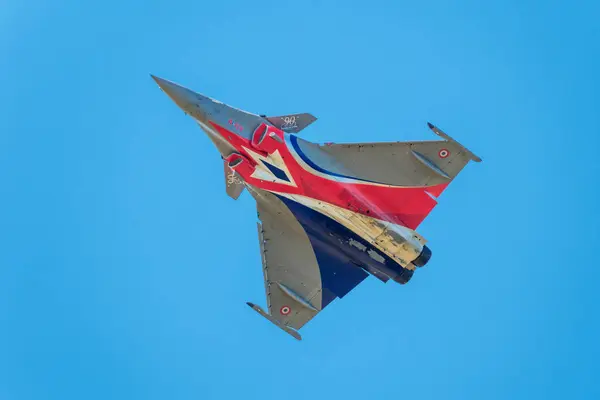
[152,75,481,340]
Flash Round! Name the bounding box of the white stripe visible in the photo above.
[272,192,426,267]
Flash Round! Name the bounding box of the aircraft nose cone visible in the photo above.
[151,75,214,123]
[151,75,195,111]
[151,74,169,89]
[150,75,180,92]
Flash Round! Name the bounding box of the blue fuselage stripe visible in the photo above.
[289,135,379,184]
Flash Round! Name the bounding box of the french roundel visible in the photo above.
[438,148,450,159]
[280,306,291,316]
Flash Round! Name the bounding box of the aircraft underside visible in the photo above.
[152,75,481,340]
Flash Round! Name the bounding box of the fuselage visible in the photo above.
[153,76,436,281]
[151,75,483,338]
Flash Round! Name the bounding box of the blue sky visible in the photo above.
[1,0,599,399]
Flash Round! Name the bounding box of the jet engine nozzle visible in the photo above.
[412,245,432,267]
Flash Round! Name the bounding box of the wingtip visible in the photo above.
[246,302,303,341]
[427,122,482,162]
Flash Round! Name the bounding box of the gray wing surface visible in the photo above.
[251,188,323,331]
[316,140,465,187]
[293,123,481,188]
[247,186,369,339]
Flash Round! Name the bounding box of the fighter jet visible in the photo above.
[152,75,481,340]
